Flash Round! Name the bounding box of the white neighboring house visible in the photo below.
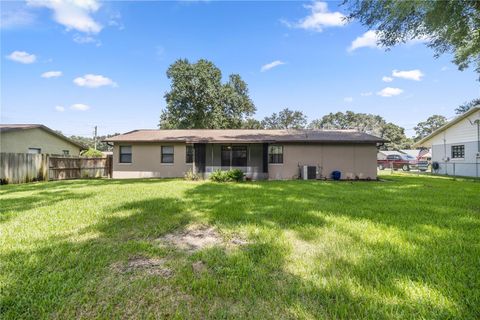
[415,106,480,177]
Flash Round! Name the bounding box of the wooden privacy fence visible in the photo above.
[0,153,112,184]
[0,153,49,184]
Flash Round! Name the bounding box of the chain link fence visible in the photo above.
[379,161,480,178]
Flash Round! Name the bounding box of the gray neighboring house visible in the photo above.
[377,150,403,160]
[105,129,384,180]
[415,106,480,177]
[0,124,84,156]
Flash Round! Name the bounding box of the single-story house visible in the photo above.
[105,129,384,180]
[0,124,84,156]
[377,150,403,160]
[415,106,480,177]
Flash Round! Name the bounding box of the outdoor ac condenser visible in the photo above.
[301,165,317,180]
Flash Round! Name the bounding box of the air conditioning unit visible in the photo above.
[301,165,317,180]
[476,152,480,158]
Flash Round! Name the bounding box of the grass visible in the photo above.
[1,175,479,319]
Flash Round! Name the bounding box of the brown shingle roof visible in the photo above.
[0,124,86,149]
[104,129,384,144]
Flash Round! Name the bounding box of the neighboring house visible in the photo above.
[105,129,384,180]
[377,150,403,160]
[415,106,480,177]
[0,124,84,156]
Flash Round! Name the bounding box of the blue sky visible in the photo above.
[1,1,479,137]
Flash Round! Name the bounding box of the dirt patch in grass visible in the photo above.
[157,225,249,252]
[157,225,223,252]
[112,256,173,277]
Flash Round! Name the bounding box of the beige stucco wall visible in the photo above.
[268,143,377,180]
[112,143,193,178]
[0,128,81,155]
[112,142,377,180]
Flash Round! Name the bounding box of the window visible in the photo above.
[186,145,194,163]
[221,145,247,167]
[268,145,283,164]
[63,150,70,156]
[232,146,247,166]
[451,145,465,159]
[28,148,41,154]
[119,146,132,163]
[161,146,174,163]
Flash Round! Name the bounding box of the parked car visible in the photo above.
[377,154,418,171]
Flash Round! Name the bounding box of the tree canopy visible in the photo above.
[309,111,412,150]
[343,0,480,77]
[309,111,385,136]
[455,98,480,114]
[414,115,448,141]
[261,108,307,129]
[159,59,255,129]
[69,134,119,152]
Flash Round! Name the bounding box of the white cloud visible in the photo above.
[377,87,403,97]
[41,71,62,78]
[1,7,35,29]
[343,97,353,102]
[360,92,372,96]
[261,60,285,72]
[441,66,449,71]
[55,105,65,112]
[73,34,101,46]
[6,51,36,64]
[73,74,117,88]
[348,30,429,52]
[282,1,346,32]
[27,0,102,34]
[382,76,393,83]
[348,30,380,52]
[392,69,424,81]
[70,103,90,111]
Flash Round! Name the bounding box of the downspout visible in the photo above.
[476,120,480,178]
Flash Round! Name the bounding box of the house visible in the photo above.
[104,129,384,180]
[0,124,84,156]
[415,106,480,177]
[377,150,403,160]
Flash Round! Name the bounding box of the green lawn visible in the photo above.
[1,175,479,319]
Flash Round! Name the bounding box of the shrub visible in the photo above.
[80,148,103,158]
[209,169,244,182]
[184,169,200,181]
[209,170,230,182]
[226,169,245,182]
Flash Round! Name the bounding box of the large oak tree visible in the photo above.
[159,59,255,129]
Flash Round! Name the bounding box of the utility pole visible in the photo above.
[94,126,98,150]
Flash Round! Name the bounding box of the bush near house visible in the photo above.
[209,169,244,182]
[80,148,103,157]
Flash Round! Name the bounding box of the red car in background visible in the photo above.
[377,154,418,171]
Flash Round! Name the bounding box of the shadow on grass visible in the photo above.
[1,176,479,318]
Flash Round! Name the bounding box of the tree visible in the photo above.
[261,108,307,129]
[69,134,119,152]
[343,1,480,77]
[309,111,412,150]
[379,122,413,151]
[309,111,386,136]
[414,115,448,141]
[241,118,264,129]
[159,59,255,129]
[455,98,480,114]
